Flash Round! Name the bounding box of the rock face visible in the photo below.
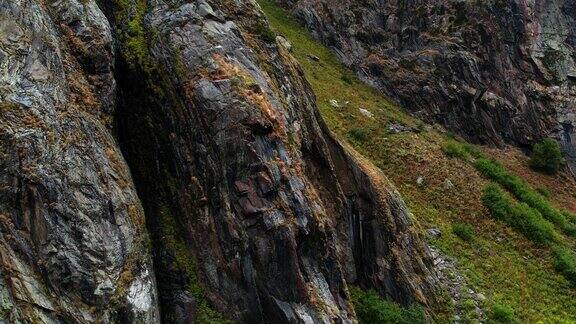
[278,0,576,169]
[0,0,438,322]
[0,0,159,322]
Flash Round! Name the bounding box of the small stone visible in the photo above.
[359,108,373,118]
[329,99,340,108]
[307,54,320,61]
[387,123,411,134]
[444,179,454,189]
[276,35,292,51]
[427,228,442,238]
[476,293,486,301]
[416,176,425,186]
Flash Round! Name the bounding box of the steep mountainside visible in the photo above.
[278,0,576,169]
[259,0,576,322]
[0,0,441,322]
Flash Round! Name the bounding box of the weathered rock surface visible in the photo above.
[0,0,158,322]
[111,0,438,322]
[278,0,576,169]
[1,0,439,322]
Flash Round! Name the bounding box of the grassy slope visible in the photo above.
[258,0,576,322]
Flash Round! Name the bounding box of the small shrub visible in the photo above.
[442,141,469,159]
[254,22,276,43]
[341,74,354,85]
[553,246,576,286]
[529,138,564,174]
[349,286,425,324]
[348,127,369,142]
[481,185,556,245]
[442,139,485,160]
[452,222,475,242]
[490,303,516,323]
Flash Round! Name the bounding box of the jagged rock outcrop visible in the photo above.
[277,0,576,169]
[111,0,438,322]
[1,0,439,322]
[0,0,159,322]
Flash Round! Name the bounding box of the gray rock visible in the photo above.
[276,35,292,52]
[281,0,576,171]
[427,228,442,238]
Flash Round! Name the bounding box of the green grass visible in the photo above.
[481,185,557,245]
[259,1,576,321]
[553,246,576,286]
[452,222,475,242]
[349,286,425,324]
[442,140,470,159]
[490,302,517,323]
[475,158,576,236]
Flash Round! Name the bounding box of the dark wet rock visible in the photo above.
[278,0,576,170]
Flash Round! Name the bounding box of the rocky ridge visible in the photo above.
[0,0,440,322]
[277,0,576,169]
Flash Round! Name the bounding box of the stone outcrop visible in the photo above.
[112,0,438,321]
[0,0,159,322]
[278,0,576,169]
[0,0,439,322]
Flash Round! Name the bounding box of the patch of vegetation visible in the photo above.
[348,127,369,142]
[475,158,576,236]
[529,138,564,175]
[490,302,517,323]
[341,73,354,85]
[349,286,426,324]
[442,140,469,159]
[114,0,155,71]
[536,186,551,198]
[441,138,484,159]
[254,22,276,43]
[452,222,475,242]
[481,185,557,245]
[553,246,576,286]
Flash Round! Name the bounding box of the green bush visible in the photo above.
[481,185,556,245]
[490,303,516,323]
[452,222,475,242]
[254,22,276,43]
[442,141,469,159]
[349,286,425,324]
[441,139,485,160]
[475,158,576,237]
[553,246,576,286]
[348,128,369,142]
[529,138,564,174]
[341,74,354,85]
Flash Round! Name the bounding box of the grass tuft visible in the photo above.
[552,246,576,286]
[490,302,517,323]
[452,222,475,242]
[349,286,426,324]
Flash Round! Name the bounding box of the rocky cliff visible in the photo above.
[0,0,438,322]
[278,0,576,169]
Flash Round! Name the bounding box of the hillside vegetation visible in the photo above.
[259,0,576,322]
